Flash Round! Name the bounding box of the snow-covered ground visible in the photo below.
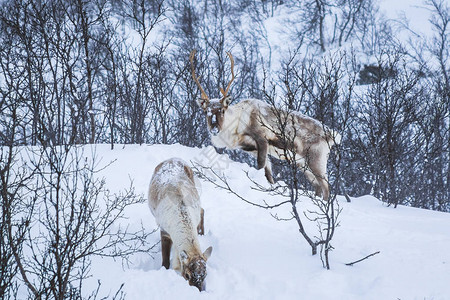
[86,144,450,300]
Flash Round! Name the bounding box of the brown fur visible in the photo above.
[197,208,205,235]
[191,52,339,201]
[148,158,212,291]
[161,230,172,269]
[200,99,340,200]
[183,164,196,184]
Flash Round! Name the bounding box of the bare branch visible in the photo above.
[345,251,381,266]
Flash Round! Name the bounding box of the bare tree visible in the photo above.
[284,0,377,53]
[0,102,39,299]
[261,65,344,268]
[113,0,166,144]
[408,0,450,211]
[350,49,422,207]
[2,144,157,299]
[191,52,346,268]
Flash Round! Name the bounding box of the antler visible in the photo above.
[189,50,209,101]
[220,52,235,98]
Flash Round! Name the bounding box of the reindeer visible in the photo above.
[190,50,341,201]
[148,158,212,291]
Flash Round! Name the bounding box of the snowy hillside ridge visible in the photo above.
[85,144,450,300]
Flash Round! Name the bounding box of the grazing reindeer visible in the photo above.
[190,50,341,200]
[148,158,212,291]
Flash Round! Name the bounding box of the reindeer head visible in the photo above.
[180,246,212,291]
[190,50,235,136]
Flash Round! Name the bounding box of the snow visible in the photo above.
[150,157,188,186]
[82,144,450,300]
[379,0,434,38]
[257,0,440,75]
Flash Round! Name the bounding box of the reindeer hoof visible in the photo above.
[314,187,323,198]
[264,170,275,184]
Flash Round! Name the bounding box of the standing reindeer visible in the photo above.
[148,158,212,291]
[190,51,341,201]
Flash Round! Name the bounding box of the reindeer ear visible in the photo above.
[203,246,212,260]
[180,250,189,264]
[196,98,208,110]
[221,96,231,109]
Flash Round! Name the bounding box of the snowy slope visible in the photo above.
[84,144,450,300]
[379,0,433,37]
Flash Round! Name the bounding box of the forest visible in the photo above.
[0,0,448,209]
[1,0,448,211]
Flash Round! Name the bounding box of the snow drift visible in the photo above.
[85,144,450,300]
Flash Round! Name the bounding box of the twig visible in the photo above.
[345,251,380,266]
[191,162,290,209]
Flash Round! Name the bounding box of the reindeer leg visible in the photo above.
[306,168,329,200]
[171,248,181,272]
[303,169,323,197]
[246,148,275,184]
[239,135,274,183]
[304,145,330,201]
[264,157,275,184]
[297,155,322,198]
[314,147,331,201]
[318,178,329,201]
[197,208,205,235]
[310,165,330,201]
[161,230,172,269]
[254,136,268,170]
